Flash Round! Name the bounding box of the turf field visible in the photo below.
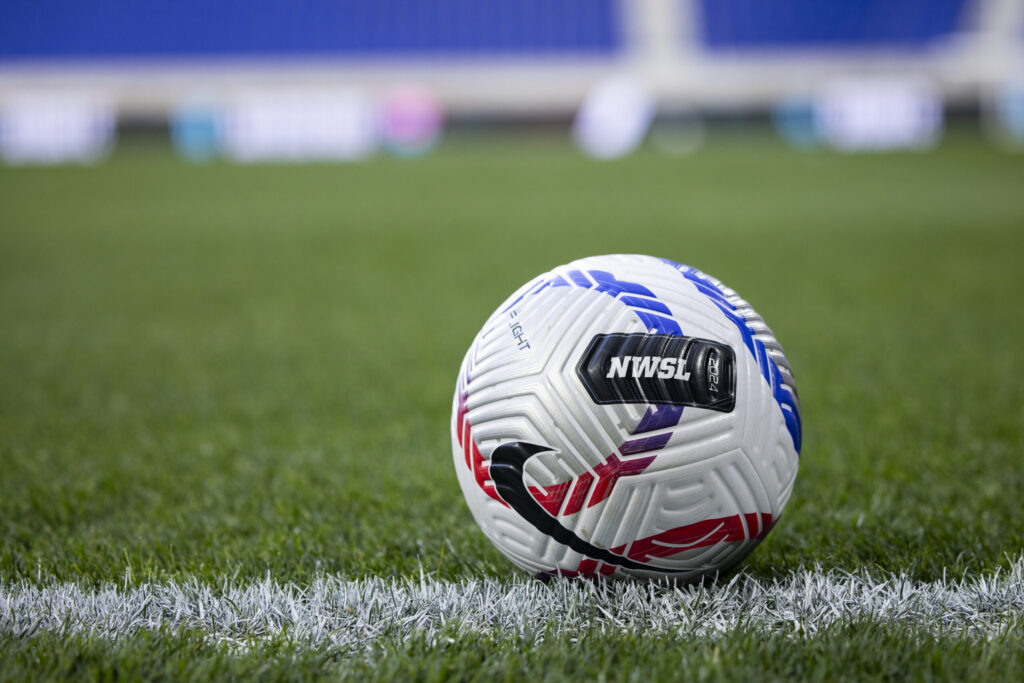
[1,131,1023,679]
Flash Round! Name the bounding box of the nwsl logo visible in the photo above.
[577,333,736,412]
[606,355,691,381]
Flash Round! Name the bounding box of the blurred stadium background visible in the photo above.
[2,0,1024,161]
[3,2,1024,677]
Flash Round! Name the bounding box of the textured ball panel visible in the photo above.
[452,254,801,581]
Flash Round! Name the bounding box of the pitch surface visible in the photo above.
[1,132,1022,678]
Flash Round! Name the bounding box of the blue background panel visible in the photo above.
[697,0,968,50]
[0,0,620,61]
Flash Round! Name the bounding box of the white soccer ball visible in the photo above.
[452,254,801,581]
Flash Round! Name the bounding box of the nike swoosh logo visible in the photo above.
[489,441,685,574]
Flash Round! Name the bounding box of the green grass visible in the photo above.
[2,131,1023,678]
[4,623,1024,682]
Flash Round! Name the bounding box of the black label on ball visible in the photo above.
[576,333,736,412]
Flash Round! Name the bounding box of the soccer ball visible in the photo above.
[452,254,801,581]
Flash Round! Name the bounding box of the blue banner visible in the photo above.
[0,0,620,61]
[697,0,967,50]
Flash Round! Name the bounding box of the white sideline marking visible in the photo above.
[2,558,1023,650]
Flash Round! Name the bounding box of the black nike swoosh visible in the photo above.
[489,441,684,574]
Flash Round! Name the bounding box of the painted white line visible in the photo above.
[2,558,1023,649]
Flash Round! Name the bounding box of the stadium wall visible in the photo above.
[0,0,1021,117]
